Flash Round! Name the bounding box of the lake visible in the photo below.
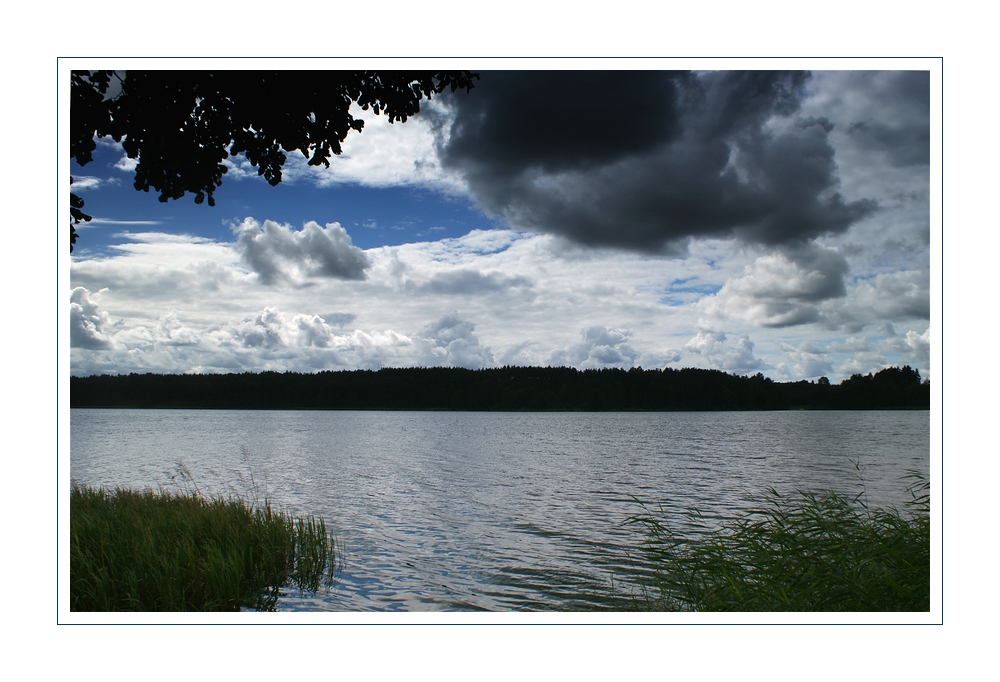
[70,409,929,611]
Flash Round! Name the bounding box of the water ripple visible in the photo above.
[71,409,929,611]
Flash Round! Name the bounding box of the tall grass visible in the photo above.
[70,485,336,611]
[627,473,930,611]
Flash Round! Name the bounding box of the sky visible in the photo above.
[68,68,934,381]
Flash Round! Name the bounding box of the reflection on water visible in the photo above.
[70,409,929,611]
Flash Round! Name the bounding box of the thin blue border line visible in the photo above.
[55,56,943,61]
[939,56,944,625]
[57,56,62,623]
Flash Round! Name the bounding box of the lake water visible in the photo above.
[70,409,929,611]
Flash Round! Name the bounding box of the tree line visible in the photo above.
[70,365,929,411]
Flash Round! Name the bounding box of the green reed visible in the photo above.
[627,473,930,611]
[70,486,336,612]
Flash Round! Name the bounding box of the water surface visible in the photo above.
[70,409,929,611]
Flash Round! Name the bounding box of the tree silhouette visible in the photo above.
[70,366,930,411]
[69,70,479,251]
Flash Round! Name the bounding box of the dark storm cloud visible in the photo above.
[779,242,851,301]
[845,71,930,167]
[443,71,687,174]
[439,71,877,252]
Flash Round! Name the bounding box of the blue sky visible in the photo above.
[69,66,936,381]
[71,143,500,254]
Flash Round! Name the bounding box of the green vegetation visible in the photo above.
[70,486,336,611]
[627,474,930,611]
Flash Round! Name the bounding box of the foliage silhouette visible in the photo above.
[69,70,479,251]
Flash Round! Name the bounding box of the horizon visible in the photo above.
[70,361,927,383]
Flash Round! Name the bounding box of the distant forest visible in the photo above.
[70,365,929,411]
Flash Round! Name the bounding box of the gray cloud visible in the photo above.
[417,268,532,295]
[231,307,287,349]
[439,71,878,252]
[820,270,930,332]
[233,218,370,284]
[701,241,929,334]
[844,71,930,167]
[698,244,851,328]
[319,312,357,328]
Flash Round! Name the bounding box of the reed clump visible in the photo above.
[628,473,930,611]
[70,485,336,611]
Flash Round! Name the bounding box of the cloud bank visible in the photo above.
[69,222,931,381]
[69,70,933,382]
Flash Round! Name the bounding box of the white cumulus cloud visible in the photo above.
[778,340,836,379]
[70,287,115,350]
[417,314,494,369]
[698,244,850,328]
[550,327,638,369]
[684,330,769,374]
[233,218,371,284]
